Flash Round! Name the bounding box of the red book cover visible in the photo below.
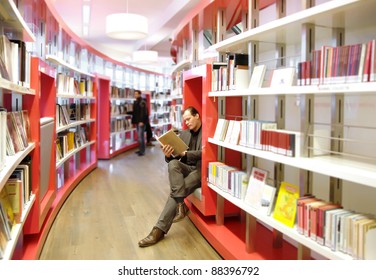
[308,201,328,239]
[304,200,324,237]
[363,40,372,82]
[316,204,342,245]
[296,196,316,235]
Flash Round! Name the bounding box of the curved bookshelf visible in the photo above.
[0,0,36,42]
[45,54,94,78]
[0,143,35,191]
[0,78,35,95]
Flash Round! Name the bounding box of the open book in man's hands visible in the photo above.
[156,129,188,157]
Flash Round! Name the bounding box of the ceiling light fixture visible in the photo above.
[105,1,148,40]
[132,50,158,64]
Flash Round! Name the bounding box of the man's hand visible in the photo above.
[161,144,174,157]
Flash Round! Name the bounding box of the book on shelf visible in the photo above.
[156,129,188,157]
[273,181,300,228]
[223,120,235,144]
[207,161,225,187]
[0,108,6,171]
[270,67,296,87]
[259,184,277,216]
[213,119,229,142]
[4,179,23,224]
[227,53,249,90]
[0,188,14,234]
[229,120,241,145]
[244,167,268,210]
[0,202,11,258]
[217,165,237,193]
[296,195,317,235]
[304,200,327,238]
[316,204,343,246]
[249,65,266,88]
[0,35,13,82]
[6,112,24,153]
[311,202,340,242]
[323,208,349,249]
[211,62,227,91]
[364,221,376,260]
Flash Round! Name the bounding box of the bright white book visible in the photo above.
[243,167,268,209]
[213,119,227,141]
[249,65,266,88]
[156,129,188,157]
[259,184,277,216]
[229,120,241,145]
[270,67,296,87]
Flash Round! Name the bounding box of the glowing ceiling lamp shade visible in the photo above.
[106,13,148,40]
[132,50,158,64]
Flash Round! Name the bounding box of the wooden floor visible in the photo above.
[39,144,222,260]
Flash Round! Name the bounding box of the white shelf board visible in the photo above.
[46,54,94,77]
[208,0,376,53]
[209,138,376,188]
[0,77,35,95]
[209,82,376,97]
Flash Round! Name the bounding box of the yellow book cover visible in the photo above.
[273,181,300,228]
[0,188,15,229]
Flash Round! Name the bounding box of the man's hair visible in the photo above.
[184,106,200,117]
[134,89,141,95]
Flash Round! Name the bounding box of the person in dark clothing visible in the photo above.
[132,90,149,156]
[138,106,202,247]
[145,115,155,146]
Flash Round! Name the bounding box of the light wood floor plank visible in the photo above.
[39,145,222,260]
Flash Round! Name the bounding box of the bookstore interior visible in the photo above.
[1,0,376,262]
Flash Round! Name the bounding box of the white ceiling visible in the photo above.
[47,0,202,72]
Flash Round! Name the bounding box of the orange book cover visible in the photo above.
[296,195,316,234]
[316,204,342,245]
[273,181,300,228]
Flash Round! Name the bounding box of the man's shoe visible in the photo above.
[146,142,155,146]
[173,202,190,223]
[138,227,165,247]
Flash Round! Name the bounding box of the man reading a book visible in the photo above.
[138,106,202,247]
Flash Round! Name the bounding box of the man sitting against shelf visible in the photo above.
[138,106,202,247]
[132,90,149,156]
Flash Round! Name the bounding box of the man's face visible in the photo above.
[183,111,200,131]
[135,91,141,99]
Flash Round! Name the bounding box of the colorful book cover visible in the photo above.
[273,181,300,228]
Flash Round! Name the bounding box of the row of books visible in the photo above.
[56,126,89,161]
[211,57,299,91]
[110,118,133,133]
[111,103,132,116]
[298,39,376,86]
[297,195,376,260]
[5,110,31,157]
[56,103,91,128]
[208,163,376,260]
[56,73,93,96]
[110,86,135,99]
[0,157,32,259]
[207,163,277,216]
[0,35,31,87]
[213,118,302,157]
